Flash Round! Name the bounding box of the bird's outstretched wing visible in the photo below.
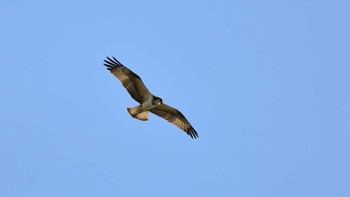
[150,104,198,139]
[104,57,151,103]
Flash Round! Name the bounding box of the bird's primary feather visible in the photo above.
[104,57,151,103]
[150,104,198,139]
[104,56,198,139]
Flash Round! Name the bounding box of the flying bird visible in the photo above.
[103,56,198,139]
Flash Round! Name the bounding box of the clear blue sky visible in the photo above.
[1,0,349,196]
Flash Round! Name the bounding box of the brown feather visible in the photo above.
[104,57,151,103]
[150,104,198,138]
[104,57,198,139]
[127,106,148,121]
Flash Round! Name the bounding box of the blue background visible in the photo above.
[1,0,349,196]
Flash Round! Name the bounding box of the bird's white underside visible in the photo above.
[141,95,156,111]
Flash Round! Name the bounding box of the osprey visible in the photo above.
[104,57,198,139]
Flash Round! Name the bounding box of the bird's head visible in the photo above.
[153,96,163,105]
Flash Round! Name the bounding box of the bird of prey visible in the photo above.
[103,56,198,139]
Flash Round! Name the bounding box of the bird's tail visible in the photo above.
[127,106,148,121]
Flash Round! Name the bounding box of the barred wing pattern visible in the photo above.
[150,104,198,139]
[104,57,151,103]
